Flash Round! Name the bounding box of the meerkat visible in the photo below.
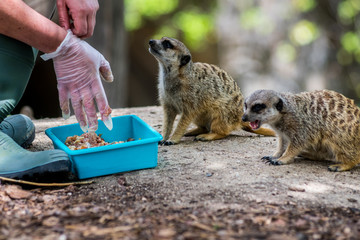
[242,89,360,172]
[148,37,275,145]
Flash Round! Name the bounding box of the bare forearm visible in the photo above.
[0,0,67,53]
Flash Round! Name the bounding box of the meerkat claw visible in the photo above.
[270,160,284,165]
[263,158,283,165]
[327,164,353,172]
[159,140,175,146]
[328,165,340,172]
[264,159,272,165]
[261,156,273,161]
[194,136,209,142]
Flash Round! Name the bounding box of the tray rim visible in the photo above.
[45,114,163,156]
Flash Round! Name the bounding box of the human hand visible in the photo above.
[57,0,99,39]
[41,30,113,132]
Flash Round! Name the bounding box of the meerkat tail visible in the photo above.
[241,122,276,137]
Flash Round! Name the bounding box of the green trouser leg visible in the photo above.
[0,34,38,121]
[0,34,72,181]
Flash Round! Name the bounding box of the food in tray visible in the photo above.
[65,132,135,150]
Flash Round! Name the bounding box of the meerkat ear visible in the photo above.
[180,55,191,67]
[275,98,283,112]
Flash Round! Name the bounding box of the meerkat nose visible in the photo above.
[242,115,248,122]
[149,39,155,46]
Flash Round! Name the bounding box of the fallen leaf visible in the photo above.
[0,191,11,202]
[4,185,32,199]
[158,228,176,238]
[187,221,215,232]
[42,216,60,227]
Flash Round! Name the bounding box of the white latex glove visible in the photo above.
[41,30,113,132]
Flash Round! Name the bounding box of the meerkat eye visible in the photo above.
[251,103,266,113]
[162,40,174,50]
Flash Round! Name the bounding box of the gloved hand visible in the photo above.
[41,30,113,132]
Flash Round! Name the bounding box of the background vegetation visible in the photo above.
[124,0,360,103]
[16,0,360,118]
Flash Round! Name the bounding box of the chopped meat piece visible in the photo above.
[65,132,135,150]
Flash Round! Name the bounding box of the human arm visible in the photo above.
[0,0,113,132]
[57,0,99,39]
[0,0,66,53]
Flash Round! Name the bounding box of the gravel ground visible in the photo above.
[0,106,359,239]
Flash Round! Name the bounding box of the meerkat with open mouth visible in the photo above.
[242,89,360,172]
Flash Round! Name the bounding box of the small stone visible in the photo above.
[206,172,213,177]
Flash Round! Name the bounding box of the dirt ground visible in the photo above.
[1,106,360,240]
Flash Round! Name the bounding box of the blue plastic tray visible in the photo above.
[45,115,163,179]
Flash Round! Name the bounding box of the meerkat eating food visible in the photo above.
[148,37,275,145]
[242,89,360,172]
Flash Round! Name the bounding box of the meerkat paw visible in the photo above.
[328,163,355,172]
[184,127,207,137]
[159,140,175,146]
[263,158,284,165]
[261,156,277,161]
[194,133,227,141]
[262,156,289,165]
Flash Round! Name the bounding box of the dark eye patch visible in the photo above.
[162,40,174,50]
[251,103,266,113]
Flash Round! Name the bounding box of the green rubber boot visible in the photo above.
[0,114,35,148]
[0,131,72,182]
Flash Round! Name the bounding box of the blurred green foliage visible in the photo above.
[124,0,178,30]
[292,0,317,12]
[337,0,360,67]
[124,0,360,98]
[275,42,297,63]
[240,7,274,34]
[338,0,360,23]
[124,0,216,50]
[124,0,359,63]
[289,20,319,46]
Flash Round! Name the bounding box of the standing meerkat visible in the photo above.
[242,89,360,172]
[148,37,275,145]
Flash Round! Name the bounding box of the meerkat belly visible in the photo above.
[300,140,336,161]
[193,112,213,130]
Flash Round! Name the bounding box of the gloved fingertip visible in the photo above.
[100,60,114,83]
[62,111,70,120]
[103,115,113,131]
[88,125,98,132]
[100,71,114,83]
[80,124,88,133]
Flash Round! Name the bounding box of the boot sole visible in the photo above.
[0,160,73,182]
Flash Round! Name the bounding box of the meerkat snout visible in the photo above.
[149,39,155,47]
[241,114,248,122]
[148,39,160,55]
[243,90,285,130]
